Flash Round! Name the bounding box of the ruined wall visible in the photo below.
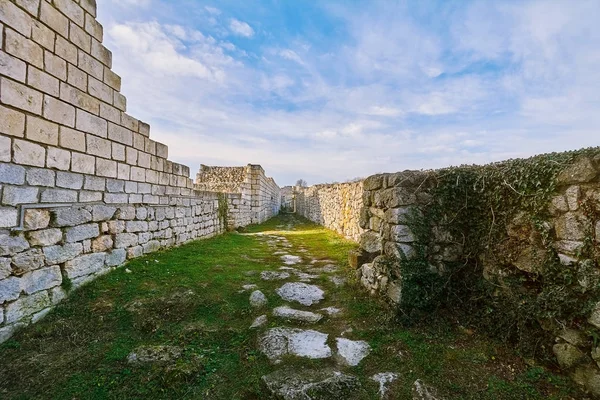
[0,0,273,344]
[294,181,364,242]
[195,164,281,227]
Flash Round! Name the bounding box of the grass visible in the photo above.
[0,214,585,399]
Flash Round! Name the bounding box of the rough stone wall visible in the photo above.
[280,186,293,211]
[294,181,365,242]
[0,0,273,344]
[195,164,281,227]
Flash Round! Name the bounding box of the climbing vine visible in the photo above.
[217,193,229,231]
[396,147,600,360]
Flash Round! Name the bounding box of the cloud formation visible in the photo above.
[97,0,600,186]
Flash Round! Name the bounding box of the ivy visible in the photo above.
[396,147,600,360]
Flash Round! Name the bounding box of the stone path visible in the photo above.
[244,217,407,400]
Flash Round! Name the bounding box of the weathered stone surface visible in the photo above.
[2,186,38,205]
[115,233,137,248]
[51,208,92,227]
[0,276,21,303]
[262,368,360,400]
[43,243,82,264]
[281,254,302,265]
[276,282,325,306]
[21,266,61,294]
[65,223,99,243]
[259,328,332,360]
[273,306,323,323]
[5,291,51,324]
[23,209,50,230]
[64,252,106,279]
[589,302,600,329]
[11,248,45,275]
[389,224,415,242]
[360,231,382,253]
[552,343,586,369]
[249,290,268,308]
[320,307,343,316]
[105,249,126,267]
[142,240,160,254]
[335,338,371,366]
[0,207,18,228]
[261,271,290,281]
[0,164,26,185]
[92,235,113,252]
[557,157,597,184]
[554,213,587,240]
[250,314,267,329]
[127,345,182,364]
[0,257,11,280]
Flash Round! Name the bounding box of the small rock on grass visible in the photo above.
[250,315,268,328]
[250,290,268,308]
[371,372,399,399]
[273,306,323,323]
[276,282,324,306]
[336,338,371,366]
[261,271,291,281]
[413,379,443,400]
[262,368,362,400]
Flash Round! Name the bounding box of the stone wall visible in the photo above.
[195,164,281,227]
[294,181,364,242]
[0,0,278,344]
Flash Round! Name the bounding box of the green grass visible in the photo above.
[0,214,584,399]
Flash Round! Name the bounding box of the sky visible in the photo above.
[97,0,600,186]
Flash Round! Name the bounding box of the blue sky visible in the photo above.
[97,0,600,186]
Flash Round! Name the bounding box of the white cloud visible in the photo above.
[229,18,254,37]
[205,6,221,15]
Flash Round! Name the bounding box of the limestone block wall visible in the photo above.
[294,181,364,241]
[0,0,270,344]
[195,164,281,227]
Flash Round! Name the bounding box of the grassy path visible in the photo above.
[0,214,583,399]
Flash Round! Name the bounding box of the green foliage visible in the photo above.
[398,147,600,358]
[216,193,229,230]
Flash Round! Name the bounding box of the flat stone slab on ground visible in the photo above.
[329,276,347,286]
[259,328,331,360]
[281,255,302,265]
[249,290,268,308]
[310,264,338,273]
[261,271,291,281]
[250,315,267,329]
[262,368,361,400]
[336,338,371,366]
[294,272,319,282]
[127,345,182,364]
[273,306,323,323]
[276,282,325,306]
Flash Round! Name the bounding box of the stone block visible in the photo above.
[91,205,116,222]
[59,127,86,151]
[0,50,27,82]
[27,228,62,246]
[5,28,43,69]
[106,179,124,193]
[127,245,143,259]
[114,91,126,111]
[91,39,111,67]
[23,209,50,230]
[130,166,145,182]
[65,223,99,243]
[64,252,106,279]
[114,233,137,248]
[0,163,25,185]
[117,163,130,180]
[389,225,415,243]
[71,152,95,174]
[52,208,91,227]
[26,167,55,187]
[360,231,382,254]
[0,207,18,228]
[1,78,43,115]
[99,102,120,124]
[56,171,83,190]
[105,249,126,267]
[0,1,33,37]
[28,66,59,96]
[0,234,29,256]
[0,104,25,137]
[55,0,84,26]
[5,290,51,323]
[78,50,103,80]
[55,35,77,64]
[104,193,127,204]
[40,1,68,37]
[103,68,121,91]
[112,143,125,162]
[91,235,113,252]
[85,13,102,41]
[59,82,100,115]
[566,186,581,211]
[11,248,44,275]
[2,185,38,205]
[31,20,55,51]
[43,242,82,264]
[77,110,108,138]
[96,158,117,178]
[88,76,112,103]
[555,213,587,241]
[108,123,133,146]
[137,152,150,168]
[13,138,45,167]
[0,257,10,280]
[557,157,597,185]
[40,188,77,203]
[0,276,21,303]
[67,62,87,90]
[84,175,105,191]
[44,97,76,127]
[107,220,125,234]
[21,266,62,295]
[46,147,71,170]
[142,240,160,254]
